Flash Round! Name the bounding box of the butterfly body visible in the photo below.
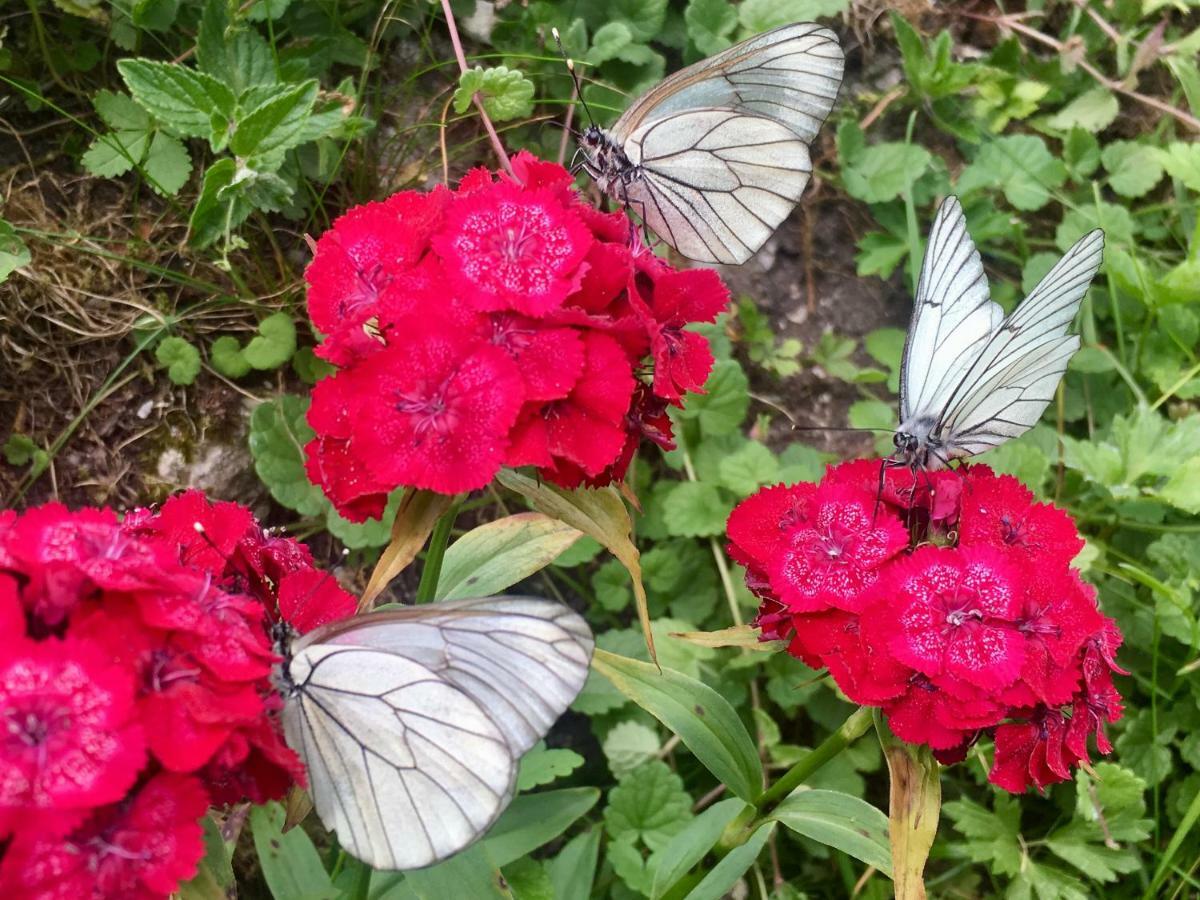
[577,22,844,264]
[893,196,1104,471]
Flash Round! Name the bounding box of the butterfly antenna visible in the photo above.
[551,27,598,129]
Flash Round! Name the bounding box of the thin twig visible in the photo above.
[557,80,578,167]
[966,11,1200,132]
[439,0,515,178]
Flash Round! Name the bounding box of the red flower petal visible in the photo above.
[727,482,815,573]
[278,569,356,633]
[0,636,145,814]
[488,315,585,402]
[769,483,909,613]
[433,183,591,316]
[958,466,1083,565]
[353,324,525,493]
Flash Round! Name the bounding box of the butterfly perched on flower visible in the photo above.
[572,22,845,265]
[892,196,1104,471]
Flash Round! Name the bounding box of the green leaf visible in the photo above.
[717,441,779,495]
[603,720,661,777]
[683,821,774,900]
[243,312,297,370]
[292,347,335,385]
[675,359,749,436]
[0,220,30,285]
[94,89,149,130]
[738,0,847,33]
[684,0,736,56]
[842,142,932,204]
[1159,456,1200,513]
[592,650,763,804]
[1045,821,1141,882]
[231,80,319,159]
[1114,710,1175,787]
[943,795,1023,876]
[3,434,40,467]
[210,335,251,378]
[661,481,733,538]
[1045,87,1119,132]
[608,835,654,894]
[1055,202,1134,251]
[1158,141,1200,192]
[483,788,600,867]
[404,844,511,899]
[81,130,151,178]
[604,760,694,849]
[1101,141,1163,198]
[189,158,252,247]
[248,395,328,517]
[516,745,585,791]
[592,558,632,612]
[769,789,892,876]
[1010,860,1089,900]
[856,230,909,279]
[1063,127,1100,179]
[649,798,747,899]
[609,0,668,42]
[552,535,602,568]
[436,512,582,600]
[589,22,636,66]
[956,134,1066,210]
[848,397,894,454]
[547,829,600,900]
[143,131,191,196]
[155,336,201,385]
[502,858,552,900]
[118,59,235,139]
[454,66,535,122]
[864,327,905,393]
[249,803,337,900]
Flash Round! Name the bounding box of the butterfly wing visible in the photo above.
[934,229,1104,456]
[603,22,843,264]
[282,596,593,870]
[622,109,812,264]
[899,196,1002,426]
[612,22,844,144]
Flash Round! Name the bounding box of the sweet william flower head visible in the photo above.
[958,468,1083,566]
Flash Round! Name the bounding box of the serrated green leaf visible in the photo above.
[232,80,319,158]
[1056,202,1135,251]
[603,720,661,777]
[842,142,932,204]
[685,0,736,56]
[592,558,633,612]
[1159,456,1200,513]
[243,311,297,370]
[675,359,749,436]
[957,134,1066,210]
[609,0,668,42]
[210,335,251,378]
[739,0,847,33]
[1063,127,1100,179]
[248,394,329,517]
[1045,87,1119,132]
[717,441,778,495]
[454,66,535,122]
[1158,141,1200,192]
[80,130,151,178]
[189,158,252,247]
[0,220,30,285]
[661,481,732,537]
[143,131,191,196]
[436,512,581,600]
[155,336,201,385]
[517,745,586,791]
[94,89,149,130]
[588,22,635,66]
[604,760,693,848]
[1114,710,1175,787]
[292,347,335,385]
[118,59,235,139]
[1101,141,1163,198]
[943,795,1022,876]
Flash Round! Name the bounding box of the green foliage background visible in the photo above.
[2,0,1200,897]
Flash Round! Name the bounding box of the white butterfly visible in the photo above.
[576,22,844,265]
[277,595,594,871]
[894,196,1104,470]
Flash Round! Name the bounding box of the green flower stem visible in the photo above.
[755,706,875,813]
[414,503,461,604]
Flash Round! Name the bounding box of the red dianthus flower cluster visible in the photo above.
[727,461,1126,793]
[303,151,728,519]
[0,492,354,897]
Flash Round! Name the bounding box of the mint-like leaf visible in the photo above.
[155,336,201,385]
[454,66,535,123]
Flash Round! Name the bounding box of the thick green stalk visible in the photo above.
[755,706,874,813]
[414,503,460,603]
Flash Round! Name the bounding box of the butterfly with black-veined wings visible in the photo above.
[892,196,1105,472]
[572,22,844,265]
[275,595,593,871]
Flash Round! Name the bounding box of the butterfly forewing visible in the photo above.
[897,196,1104,467]
[281,596,594,871]
[583,22,844,264]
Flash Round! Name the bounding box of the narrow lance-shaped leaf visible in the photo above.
[436,512,582,600]
[768,788,893,878]
[591,649,762,803]
[360,488,458,610]
[498,468,656,661]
